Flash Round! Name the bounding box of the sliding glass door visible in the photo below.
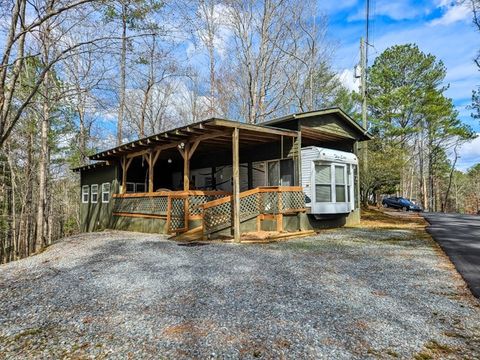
[267,159,295,186]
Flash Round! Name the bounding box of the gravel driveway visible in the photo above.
[1,228,479,359]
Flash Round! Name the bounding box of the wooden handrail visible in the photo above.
[201,186,304,209]
[113,190,230,198]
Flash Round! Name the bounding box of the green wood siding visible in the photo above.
[80,164,118,232]
[299,114,357,139]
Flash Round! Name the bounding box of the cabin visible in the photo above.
[73,107,371,241]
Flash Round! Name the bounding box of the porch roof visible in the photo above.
[71,161,112,173]
[89,118,300,161]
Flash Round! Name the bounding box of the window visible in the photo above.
[315,163,349,203]
[91,184,98,203]
[315,164,331,202]
[126,182,135,193]
[82,185,89,203]
[335,166,346,202]
[353,165,358,209]
[135,183,146,193]
[102,183,110,203]
[347,165,351,203]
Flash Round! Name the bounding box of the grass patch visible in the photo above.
[359,207,427,230]
[414,340,456,360]
[386,349,399,357]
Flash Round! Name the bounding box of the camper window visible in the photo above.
[335,166,346,202]
[315,164,331,202]
[353,165,358,208]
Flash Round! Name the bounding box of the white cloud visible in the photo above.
[338,68,360,92]
[457,134,480,170]
[430,2,471,26]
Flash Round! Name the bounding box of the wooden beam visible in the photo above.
[127,141,181,159]
[121,156,133,194]
[232,128,240,243]
[276,214,283,232]
[153,149,162,165]
[209,119,300,138]
[188,139,201,160]
[296,133,301,186]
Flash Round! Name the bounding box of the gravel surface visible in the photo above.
[1,228,479,359]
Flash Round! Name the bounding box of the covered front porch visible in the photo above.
[91,119,306,241]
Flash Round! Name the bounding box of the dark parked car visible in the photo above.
[382,196,422,212]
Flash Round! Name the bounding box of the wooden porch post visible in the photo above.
[183,143,190,191]
[178,140,200,191]
[121,156,127,194]
[148,150,161,193]
[148,152,154,193]
[295,133,302,186]
[247,162,253,189]
[121,155,133,194]
[232,127,241,243]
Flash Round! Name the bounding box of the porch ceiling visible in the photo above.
[90,118,299,161]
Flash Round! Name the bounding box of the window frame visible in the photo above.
[91,184,98,203]
[314,162,351,204]
[334,164,347,203]
[125,182,135,193]
[314,163,332,202]
[101,183,110,203]
[135,182,146,193]
[82,185,89,204]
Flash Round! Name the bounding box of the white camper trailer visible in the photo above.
[301,146,358,216]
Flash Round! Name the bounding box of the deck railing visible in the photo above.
[112,190,229,232]
[202,186,305,235]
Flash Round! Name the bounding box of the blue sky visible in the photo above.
[322,0,480,170]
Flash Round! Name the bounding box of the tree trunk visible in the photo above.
[208,33,215,117]
[117,3,127,145]
[36,90,49,252]
[78,104,87,164]
[36,20,52,252]
[6,144,17,260]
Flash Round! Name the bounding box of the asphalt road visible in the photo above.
[424,212,480,298]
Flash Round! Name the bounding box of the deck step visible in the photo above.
[171,226,203,242]
[240,230,316,243]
